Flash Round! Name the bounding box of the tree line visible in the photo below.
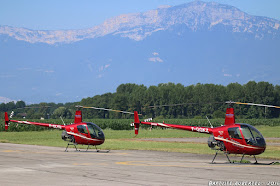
[1,81,280,119]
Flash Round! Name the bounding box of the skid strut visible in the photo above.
[65,143,78,152]
[253,155,258,164]
[212,151,218,163]
[211,151,232,163]
[85,145,99,152]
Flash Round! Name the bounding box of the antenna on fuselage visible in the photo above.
[60,116,66,126]
[206,116,213,128]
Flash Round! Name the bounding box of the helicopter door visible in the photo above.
[228,127,242,139]
[227,127,243,154]
[76,125,90,144]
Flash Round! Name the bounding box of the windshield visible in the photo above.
[87,123,105,140]
[240,124,266,147]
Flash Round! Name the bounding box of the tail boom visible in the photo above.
[133,111,213,135]
[9,120,65,130]
[4,112,65,130]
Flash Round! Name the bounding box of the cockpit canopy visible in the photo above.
[87,123,105,140]
[77,122,105,140]
[239,123,266,147]
[227,124,266,147]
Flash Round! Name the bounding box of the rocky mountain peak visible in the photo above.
[0,1,279,44]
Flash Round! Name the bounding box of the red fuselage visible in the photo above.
[64,122,105,146]
[212,124,266,155]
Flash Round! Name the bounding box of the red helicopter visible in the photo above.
[131,101,278,163]
[4,109,106,152]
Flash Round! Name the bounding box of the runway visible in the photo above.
[0,143,279,186]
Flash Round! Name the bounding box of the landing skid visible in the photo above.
[211,151,258,164]
[85,145,110,153]
[64,143,110,153]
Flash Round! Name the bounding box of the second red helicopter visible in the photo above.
[131,102,274,163]
[4,110,105,152]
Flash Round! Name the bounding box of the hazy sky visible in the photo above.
[0,0,279,30]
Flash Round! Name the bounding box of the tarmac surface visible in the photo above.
[0,143,279,186]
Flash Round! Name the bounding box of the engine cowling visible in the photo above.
[61,130,75,143]
[208,135,225,151]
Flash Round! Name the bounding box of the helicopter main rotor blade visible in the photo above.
[149,102,224,108]
[17,106,51,109]
[227,101,280,109]
[149,103,197,108]
[77,106,142,115]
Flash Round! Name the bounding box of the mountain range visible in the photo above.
[0,1,280,103]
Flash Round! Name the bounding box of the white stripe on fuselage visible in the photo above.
[67,131,103,142]
[150,122,171,128]
[17,121,31,124]
[214,137,264,150]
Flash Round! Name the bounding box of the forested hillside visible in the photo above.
[1,81,280,120]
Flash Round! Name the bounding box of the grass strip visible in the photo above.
[0,127,279,160]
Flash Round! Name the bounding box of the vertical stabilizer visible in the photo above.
[74,110,82,123]
[224,108,235,126]
[134,111,140,135]
[4,112,9,130]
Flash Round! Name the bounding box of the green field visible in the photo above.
[0,126,279,160]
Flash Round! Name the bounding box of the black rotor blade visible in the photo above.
[76,106,142,115]
[149,102,224,108]
[227,101,280,109]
